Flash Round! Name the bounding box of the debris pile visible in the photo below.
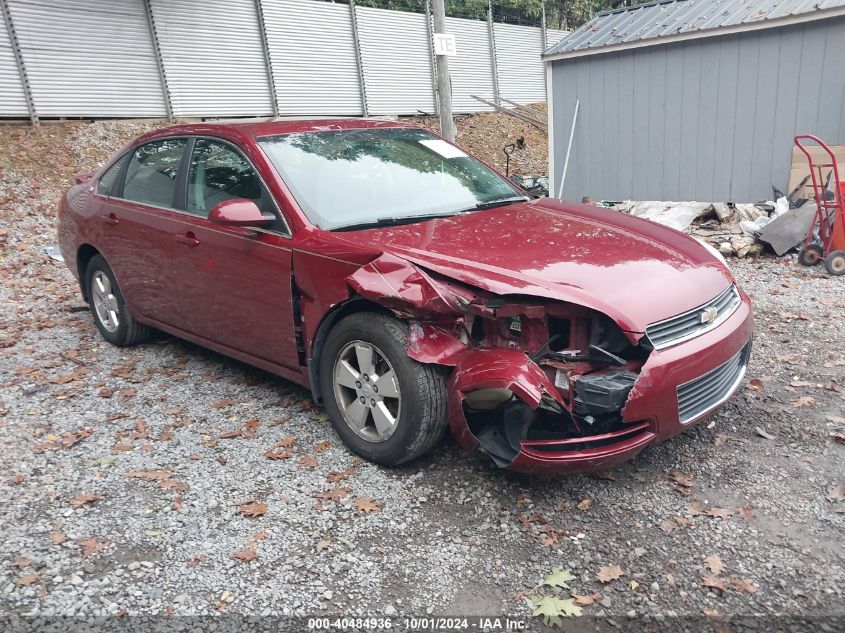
[603,195,821,259]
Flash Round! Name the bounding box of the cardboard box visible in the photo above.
[788,144,845,199]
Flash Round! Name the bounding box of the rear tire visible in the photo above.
[319,312,448,466]
[824,250,845,276]
[85,255,150,347]
[798,244,824,266]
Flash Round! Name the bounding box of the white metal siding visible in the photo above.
[357,6,435,115]
[263,0,362,116]
[545,28,568,50]
[0,5,27,117]
[445,15,494,113]
[150,0,273,118]
[6,0,165,117]
[494,22,545,104]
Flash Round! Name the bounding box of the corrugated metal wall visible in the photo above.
[0,1,28,117]
[357,5,436,115]
[549,16,845,203]
[263,0,363,116]
[494,22,546,104]
[149,0,274,118]
[7,0,165,117]
[545,28,569,50]
[446,15,495,113]
[0,0,552,120]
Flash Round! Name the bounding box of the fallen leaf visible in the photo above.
[51,531,66,544]
[571,592,602,606]
[544,567,574,588]
[532,595,582,626]
[211,398,235,409]
[597,564,623,583]
[704,554,726,575]
[299,455,319,469]
[187,554,207,568]
[70,493,101,508]
[239,501,267,518]
[276,436,296,448]
[314,486,352,502]
[790,396,815,408]
[125,469,172,480]
[674,516,693,527]
[316,538,331,552]
[730,577,757,593]
[79,536,106,558]
[670,470,694,488]
[737,506,755,521]
[354,497,381,513]
[314,440,331,453]
[700,575,726,591]
[12,555,31,568]
[577,498,593,511]
[265,448,292,460]
[706,507,732,519]
[659,519,676,533]
[747,378,764,391]
[232,549,257,563]
[685,501,706,516]
[10,473,24,485]
[15,573,40,586]
[825,484,845,502]
[159,479,186,491]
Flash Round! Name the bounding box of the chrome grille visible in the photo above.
[676,344,750,424]
[646,285,740,349]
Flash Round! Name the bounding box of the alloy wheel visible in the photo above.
[91,270,120,333]
[332,340,401,442]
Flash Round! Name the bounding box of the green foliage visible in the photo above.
[350,0,620,29]
[532,596,583,626]
[543,567,575,589]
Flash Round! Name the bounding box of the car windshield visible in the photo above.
[258,128,524,230]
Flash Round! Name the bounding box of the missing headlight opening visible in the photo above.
[461,306,652,468]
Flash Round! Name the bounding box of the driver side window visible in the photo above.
[187,139,263,216]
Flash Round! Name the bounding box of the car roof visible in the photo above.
[144,117,417,141]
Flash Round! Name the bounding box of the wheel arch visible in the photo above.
[308,296,395,405]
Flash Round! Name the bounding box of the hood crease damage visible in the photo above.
[345,252,656,472]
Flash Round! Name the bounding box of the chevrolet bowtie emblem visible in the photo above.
[700,306,718,324]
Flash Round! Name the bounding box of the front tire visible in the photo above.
[319,312,448,466]
[85,255,150,347]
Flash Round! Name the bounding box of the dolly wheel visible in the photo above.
[798,244,824,266]
[825,250,845,276]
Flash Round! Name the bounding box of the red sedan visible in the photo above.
[58,119,753,474]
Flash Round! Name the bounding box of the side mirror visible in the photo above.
[208,198,273,228]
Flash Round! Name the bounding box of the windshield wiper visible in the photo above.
[454,195,531,214]
[332,212,458,232]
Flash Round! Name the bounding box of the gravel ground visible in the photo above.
[1,120,844,631]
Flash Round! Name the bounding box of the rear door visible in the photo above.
[173,137,299,369]
[96,138,191,329]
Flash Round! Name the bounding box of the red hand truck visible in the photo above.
[794,134,845,275]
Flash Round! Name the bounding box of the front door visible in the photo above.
[174,138,299,370]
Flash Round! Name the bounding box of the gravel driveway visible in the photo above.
[1,121,844,631]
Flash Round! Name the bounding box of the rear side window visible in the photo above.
[98,153,129,197]
[122,139,186,208]
[187,139,262,216]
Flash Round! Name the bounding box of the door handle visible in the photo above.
[175,232,200,248]
[101,213,119,226]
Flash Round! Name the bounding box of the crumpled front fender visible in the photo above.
[447,348,563,451]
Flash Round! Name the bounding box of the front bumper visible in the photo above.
[448,292,754,475]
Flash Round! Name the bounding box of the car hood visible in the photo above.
[337,198,733,333]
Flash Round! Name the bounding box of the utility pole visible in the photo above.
[431,0,456,141]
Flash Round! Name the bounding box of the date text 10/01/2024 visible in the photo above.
[307,617,528,630]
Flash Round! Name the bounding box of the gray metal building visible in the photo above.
[545,0,845,203]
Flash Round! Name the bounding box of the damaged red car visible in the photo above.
[58,119,753,474]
